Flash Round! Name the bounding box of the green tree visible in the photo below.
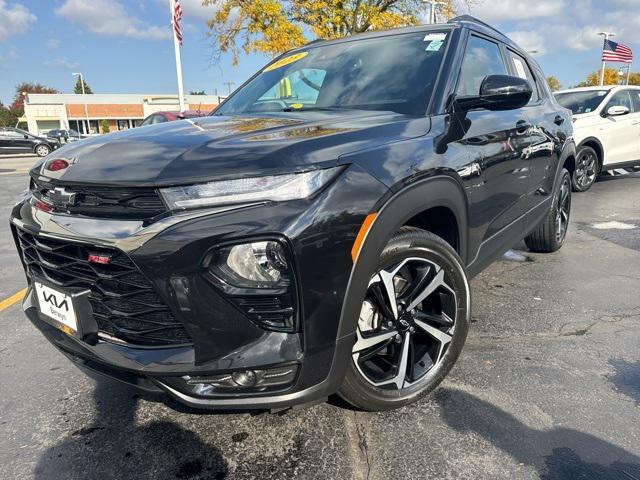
[74,76,93,94]
[10,82,59,115]
[203,0,460,63]
[546,76,561,92]
[627,72,640,85]
[101,119,110,134]
[0,103,20,127]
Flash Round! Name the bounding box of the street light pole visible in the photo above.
[73,72,90,134]
[597,32,615,86]
[423,0,447,24]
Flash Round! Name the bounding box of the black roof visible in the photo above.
[298,15,519,53]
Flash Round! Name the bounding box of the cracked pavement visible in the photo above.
[0,167,639,479]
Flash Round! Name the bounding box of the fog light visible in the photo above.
[209,240,291,289]
[232,370,257,387]
[182,365,298,396]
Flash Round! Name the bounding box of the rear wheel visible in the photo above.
[572,146,598,191]
[35,144,50,157]
[525,168,571,253]
[338,229,470,411]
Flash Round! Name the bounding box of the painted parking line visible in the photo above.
[0,288,27,312]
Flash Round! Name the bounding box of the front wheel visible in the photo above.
[35,144,51,157]
[525,168,571,253]
[338,228,470,411]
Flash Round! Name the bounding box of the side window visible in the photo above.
[153,115,167,124]
[606,90,635,112]
[507,51,539,103]
[457,35,507,97]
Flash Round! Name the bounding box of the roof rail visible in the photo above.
[448,15,503,36]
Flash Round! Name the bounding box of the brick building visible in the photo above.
[21,93,222,136]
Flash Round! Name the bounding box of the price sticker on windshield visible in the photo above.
[264,52,309,72]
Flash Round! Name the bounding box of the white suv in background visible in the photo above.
[555,85,640,191]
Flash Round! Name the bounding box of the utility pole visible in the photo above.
[598,32,615,86]
[224,81,235,95]
[72,72,90,134]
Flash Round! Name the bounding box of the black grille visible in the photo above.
[15,228,191,346]
[231,294,296,331]
[31,177,167,220]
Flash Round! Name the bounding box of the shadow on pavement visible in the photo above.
[34,379,229,480]
[434,387,640,480]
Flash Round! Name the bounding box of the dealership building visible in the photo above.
[21,93,221,136]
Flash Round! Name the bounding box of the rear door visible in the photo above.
[600,89,639,166]
[505,49,563,210]
[455,34,533,248]
[4,129,33,153]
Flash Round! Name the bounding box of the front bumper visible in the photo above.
[11,165,389,409]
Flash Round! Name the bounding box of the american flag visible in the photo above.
[602,39,633,63]
[173,0,183,46]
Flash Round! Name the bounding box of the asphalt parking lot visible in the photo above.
[0,158,638,480]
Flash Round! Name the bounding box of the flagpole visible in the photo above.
[627,63,631,85]
[170,0,185,112]
[598,32,615,86]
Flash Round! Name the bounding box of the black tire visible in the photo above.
[338,228,470,411]
[572,146,598,192]
[524,168,571,253]
[35,144,51,157]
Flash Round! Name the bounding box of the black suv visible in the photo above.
[11,16,574,411]
[0,127,60,157]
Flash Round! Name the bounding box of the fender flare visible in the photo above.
[335,175,468,341]
[554,139,577,187]
[576,136,604,170]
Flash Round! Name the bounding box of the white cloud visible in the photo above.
[44,57,80,69]
[45,38,60,49]
[0,47,17,66]
[0,0,36,42]
[471,0,564,22]
[179,0,219,21]
[507,31,547,56]
[56,0,170,40]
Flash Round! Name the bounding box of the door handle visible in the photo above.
[554,115,565,125]
[516,120,531,134]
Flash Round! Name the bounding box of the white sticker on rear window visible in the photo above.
[424,33,446,42]
[512,58,527,79]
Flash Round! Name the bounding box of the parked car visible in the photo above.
[10,16,574,412]
[46,129,84,144]
[140,110,205,126]
[0,127,60,157]
[555,85,640,191]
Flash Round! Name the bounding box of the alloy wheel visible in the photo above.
[556,176,570,242]
[575,150,596,189]
[352,257,457,389]
[36,145,50,157]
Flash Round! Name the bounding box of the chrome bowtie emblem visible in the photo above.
[49,187,77,207]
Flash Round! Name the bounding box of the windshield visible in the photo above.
[216,31,449,117]
[555,90,609,114]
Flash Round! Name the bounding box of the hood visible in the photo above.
[33,111,429,186]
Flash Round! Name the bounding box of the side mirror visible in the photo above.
[456,75,533,112]
[605,105,629,117]
[24,134,29,139]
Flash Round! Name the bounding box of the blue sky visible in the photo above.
[0,0,639,105]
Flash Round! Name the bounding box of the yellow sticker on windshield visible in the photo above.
[264,52,308,72]
[290,103,304,109]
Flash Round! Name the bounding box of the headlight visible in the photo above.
[160,166,342,211]
[211,240,291,289]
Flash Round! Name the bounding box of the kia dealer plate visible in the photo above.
[34,282,78,334]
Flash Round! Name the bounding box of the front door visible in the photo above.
[4,130,33,153]
[600,89,640,166]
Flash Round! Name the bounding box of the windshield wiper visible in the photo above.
[281,106,346,112]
